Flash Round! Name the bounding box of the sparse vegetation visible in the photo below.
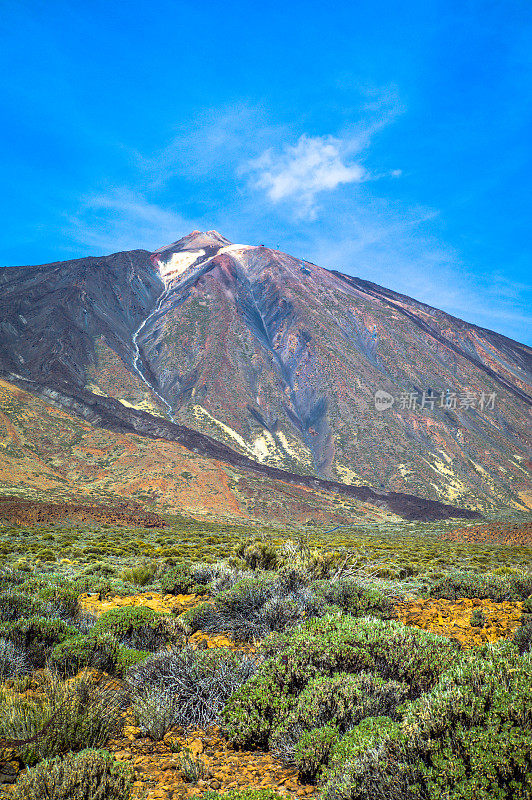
[0,514,530,799]
[13,748,133,800]
[0,671,124,767]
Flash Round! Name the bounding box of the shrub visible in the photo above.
[321,716,401,800]
[132,687,178,740]
[72,577,112,599]
[270,671,407,770]
[233,540,278,570]
[0,672,124,767]
[92,605,169,651]
[0,567,25,591]
[293,724,340,782]
[224,615,459,749]
[313,578,394,619]
[13,748,133,800]
[209,575,278,642]
[0,591,45,622]
[521,597,532,614]
[211,574,317,642]
[323,646,532,800]
[50,632,122,676]
[512,615,532,654]
[178,602,221,636]
[116,646,149,673]
[0,617,78,668]
[0,637,29,678]
[127,646,257,730]
[277,540,342,579]
[205,564,252,594]
[292,671,406,731]
[160,563,198,594]
[428,571,532,602]
[511,574,532,602]
[254,595,306,632]
[119,563,156,587]
[405,645,532,800]
[176,746,208,782]
[20,579,81,620]
[215,576,276,617]
[50,631,147,678]
[470,607,487,628]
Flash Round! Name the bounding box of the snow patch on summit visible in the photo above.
[155,244,255,288]
[156,250,205,287]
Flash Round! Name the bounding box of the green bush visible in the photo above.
[72,577,112,599]
[293,724,340,782]
[0,672,123,767]
[214,575,276,617]
[178,602,219,636]
[290,671,406,731]
[408,645,532,800]
[224,615,458,749]
[119,563,156,586]
[13,748,133,800]
[50,632,121,676]
[39,585,80,619]
[470,607,487,628]
[322,646,532,800]
[116,646,149,673]
[0,617,78,668]
[0,591,45,622]
[160,563,197,594]
[19,578,81,619]
[512,574,532,602]
[92,604,169,651]
[513,615,532,654]
[522,597,532,613]
[313,578,394,619]
[322,716,400,800]
[270,671,407,773]
[277,540,342,579]
[429,571,532,602]
[175,745,208,782]
[233,540,278,570]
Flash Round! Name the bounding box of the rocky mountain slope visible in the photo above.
[1,230,530,513]
[0,376,422,526]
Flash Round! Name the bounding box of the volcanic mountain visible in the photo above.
[0,230,530,517]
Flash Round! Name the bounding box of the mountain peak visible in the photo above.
[1,235,530,516]
[153,230,233,255]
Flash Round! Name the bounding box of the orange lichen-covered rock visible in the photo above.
[395,596,523,647]
[79,592,200,617]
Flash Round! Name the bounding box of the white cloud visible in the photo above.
[64,189,195,254]
[246,134,367,219]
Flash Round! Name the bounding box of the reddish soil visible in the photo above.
[0,496,167,528]
[442,521,532,546]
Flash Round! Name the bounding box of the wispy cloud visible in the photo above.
[134,104,278,188]
[64,189,195,254]
[245,134,367,219]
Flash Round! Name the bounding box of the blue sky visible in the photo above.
[1,0,531,344]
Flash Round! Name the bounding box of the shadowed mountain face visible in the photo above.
[1,230,530,514]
